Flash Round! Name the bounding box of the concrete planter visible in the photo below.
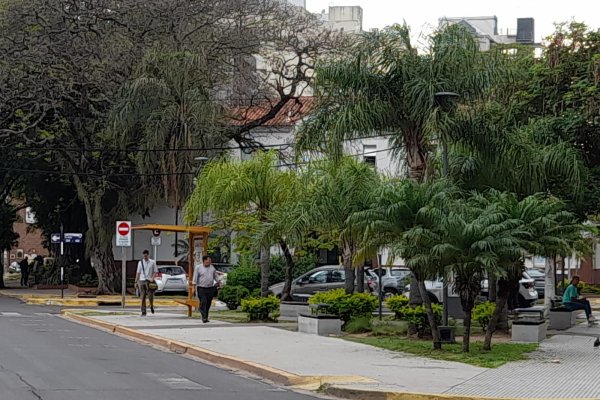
[512,320,547,343]
[298,313,342,336]
[280,301,309,320]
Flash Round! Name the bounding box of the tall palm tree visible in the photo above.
[353,179,459,347]
[184,151,300,296]
[270,156,381,294]
[297,24,507,182]
[111,50,226,208]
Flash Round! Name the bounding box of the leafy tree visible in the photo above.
[297,24,507,181]
[269,157,380,294]
[185,151,300,297]
[353,179,459,347]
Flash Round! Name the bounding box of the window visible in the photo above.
[330,270,345,283]
[363,144,377,167]
[372,268,387,276]
[308,270,329,283]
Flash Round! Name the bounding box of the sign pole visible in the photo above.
[153,245,157,263]
[121,246,126,308]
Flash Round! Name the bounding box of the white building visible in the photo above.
[439,16,537,51]
[316,6,363,33]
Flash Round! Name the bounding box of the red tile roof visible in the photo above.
[231,97,315,127]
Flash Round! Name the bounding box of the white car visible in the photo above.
[136,265,189,295]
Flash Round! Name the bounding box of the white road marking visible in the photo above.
[144,373,211,390]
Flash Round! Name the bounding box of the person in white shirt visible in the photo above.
[135,250,158,316]
[192,256,223,323]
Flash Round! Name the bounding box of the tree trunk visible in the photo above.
[463,309,472,353]
[0,254,4,289]
[406,134,428,183]
[279,239,295,302]
[483,277,511,351]
[409,273,423,305]
[342,243,355,294]
[356,265,365,293]
[489,275,497,302]
[544,255,556,317]
[92,244,119,294]
[259,245,270,297]
[418,279,441,348]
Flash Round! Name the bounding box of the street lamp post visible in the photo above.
[434,91,460,327]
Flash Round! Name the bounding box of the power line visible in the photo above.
[0,146,401,177]
[6,133,397,154]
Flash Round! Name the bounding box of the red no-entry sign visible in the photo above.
[116,221,132,247]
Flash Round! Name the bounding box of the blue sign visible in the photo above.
[64,233,83,244]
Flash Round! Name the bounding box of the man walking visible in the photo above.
[192,256,223,323]
[135,250,158,316]
[19,257,29,287]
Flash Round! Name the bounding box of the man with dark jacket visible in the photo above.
[19,257,29,287]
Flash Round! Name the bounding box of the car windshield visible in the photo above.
[526,269,544,278]
[159,266,186,275]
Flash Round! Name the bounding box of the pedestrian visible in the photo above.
[563,275,596,326]
[135,250,158,316]
[192,256,223,323]
[19,257,29,287]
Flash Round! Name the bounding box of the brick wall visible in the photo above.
[8,207,48,263]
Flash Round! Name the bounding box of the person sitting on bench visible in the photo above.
[563,275,596,326]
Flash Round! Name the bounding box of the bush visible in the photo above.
[78,274,98,287]
[386,295,409,319]
[345,316,373,334]
[269,256,286,286]
[294,253,318,278]
[473,301,496,331]
[227,266,261,291]
[400,304,442,338]
[371,320,408,336]
[241,296,280,321]
[218,285,250,310]
[309,289,378,322]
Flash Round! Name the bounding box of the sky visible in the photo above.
[306,0,600,42]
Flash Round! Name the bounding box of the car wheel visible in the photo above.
[383,288,398,300]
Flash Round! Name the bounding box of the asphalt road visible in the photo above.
[0,296,324,400]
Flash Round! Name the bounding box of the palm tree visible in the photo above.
[353,179,459,347]
[269,156,381,294]
[184,151,300,296]
[297,24,507,182]
[470,192,580,351]
[111,50,226,208]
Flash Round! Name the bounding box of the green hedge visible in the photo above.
[386,295,409,319]
[400,304,442,338]
[218,285,250,310]
[241,296,280,321]
[227,266,261,291]
[473,301,496,331]
[309,289,378,322]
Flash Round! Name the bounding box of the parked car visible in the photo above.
[269,265,377,302]
[136,265,189,296]
[481,271,539,308]
[367,266,411,299]
[404,278,445,303]
[526,268,545,299]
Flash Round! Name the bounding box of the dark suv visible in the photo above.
[269,266,377,302]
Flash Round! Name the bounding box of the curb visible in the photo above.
[60,310,368,388]
[320,385,594,400]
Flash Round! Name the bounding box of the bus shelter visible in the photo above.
[132,224,212,317]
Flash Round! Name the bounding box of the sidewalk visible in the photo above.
[61,309,600,399]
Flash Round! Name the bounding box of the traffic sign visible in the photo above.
[116,221,132,247]
[51,233,61,244]
[151,236,161,246]
[64,233,83,244]
[152,229,161,237]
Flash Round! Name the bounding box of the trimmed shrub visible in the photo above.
[386,294,409,319]
[241,296,280,321]
[227,266,261,291]
[345,316,373,334]
[371,320,408,336]
[400,304,442,338]
[473,301,496,331]
[309,289,378,322]
[218,285,250,310]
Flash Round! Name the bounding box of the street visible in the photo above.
[0,296,322,400]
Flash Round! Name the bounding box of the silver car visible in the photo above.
[136,265,189,296]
